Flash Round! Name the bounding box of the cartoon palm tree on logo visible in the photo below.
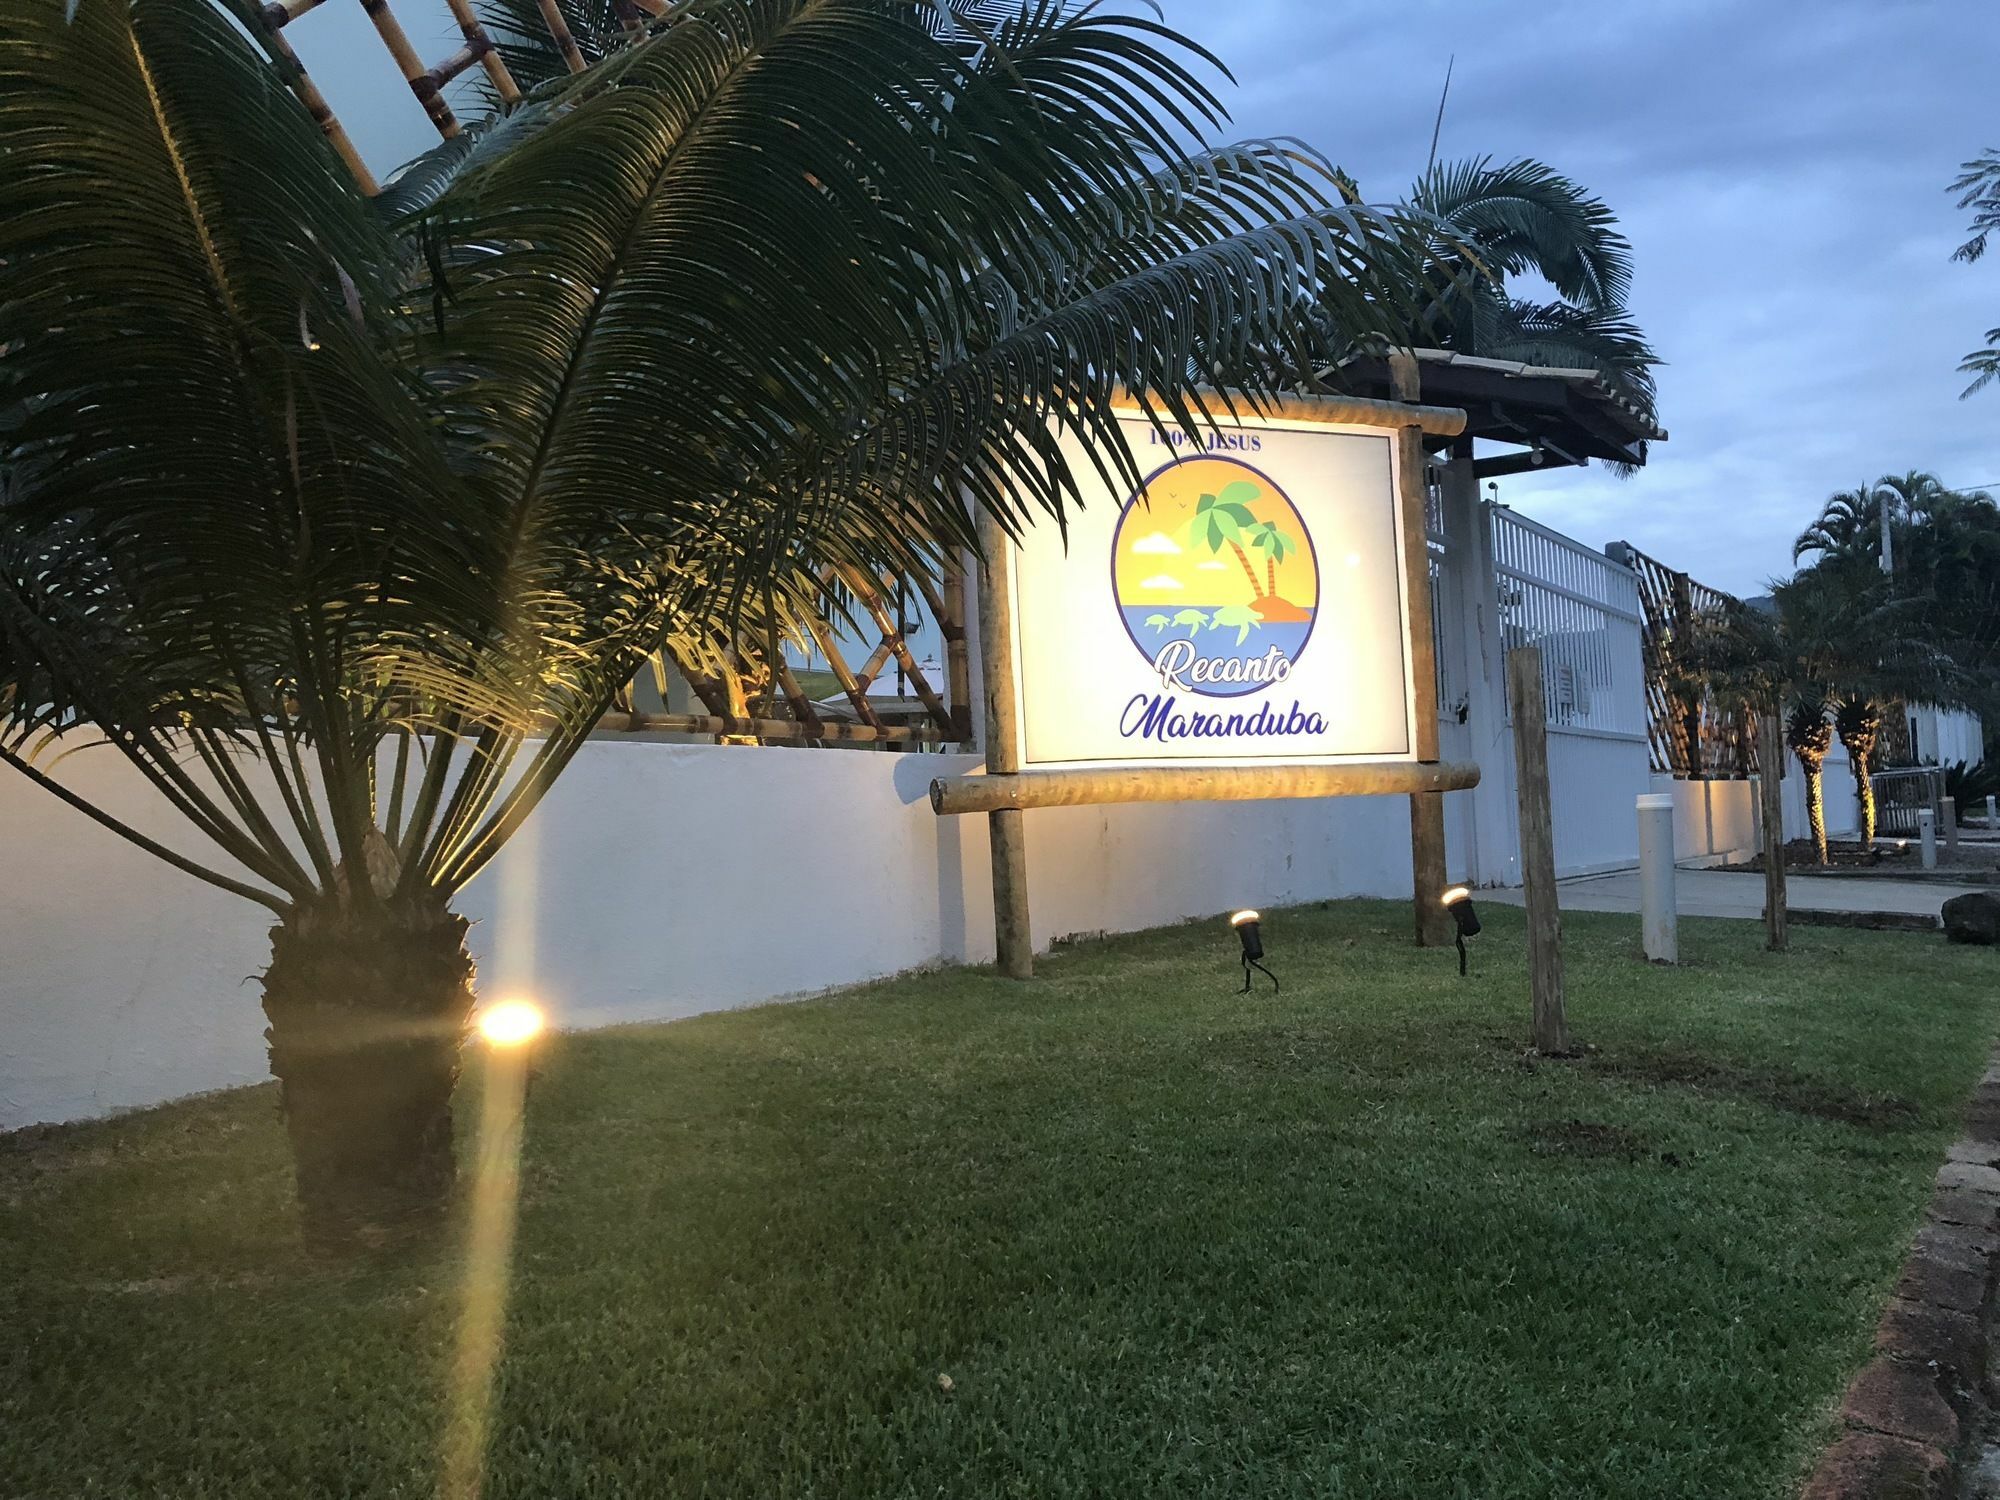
[1185,482,1265,597]
[1184,479,1308,622]
[1249,519,1301,603]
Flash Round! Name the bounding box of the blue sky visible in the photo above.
[287,0,2000,596]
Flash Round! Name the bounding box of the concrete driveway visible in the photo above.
[1482,867,1986,922]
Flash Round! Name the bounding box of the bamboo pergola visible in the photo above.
[259,0,663,195]
[1608,541,1759,780]
[604,564,974,751]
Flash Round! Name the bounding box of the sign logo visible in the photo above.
[1111,456,1319,699]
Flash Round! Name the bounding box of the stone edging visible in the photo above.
[1800,1055,2000,1498]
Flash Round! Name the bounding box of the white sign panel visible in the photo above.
[1010,411,1417,768]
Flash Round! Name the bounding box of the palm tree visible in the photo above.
[1793,471,1959,569]
[1686,596,1836,863]
[1784,558,1966,845]
[1401,157,1658,427]
[1787,699,1838,862]
[1951,147,2000,396]
[1794,474,2000,793]
[1688,563,1958,860]
[0,0,1437,1246]
[1185,487,1267,599]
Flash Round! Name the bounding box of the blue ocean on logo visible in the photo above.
[1119,605,1313,698]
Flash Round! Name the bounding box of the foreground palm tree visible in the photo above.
[0,0,1436,1245]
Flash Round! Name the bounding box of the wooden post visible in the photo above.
[1507,647,1569,1053]
[976,512,1033,979]
[940,555,974,746]
[1757,710,1788,951]
[1390,354,1452,947]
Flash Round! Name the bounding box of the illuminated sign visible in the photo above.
[1008,410,1417,767]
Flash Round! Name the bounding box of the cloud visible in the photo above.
[1165,0,2000,596]
[1139,574,1183,591]
[1197,559,1227,571]
[1131,531,1182,555]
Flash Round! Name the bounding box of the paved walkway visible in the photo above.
[1483,867,1986,921]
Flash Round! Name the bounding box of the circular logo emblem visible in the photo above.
[1111,456,1319,698]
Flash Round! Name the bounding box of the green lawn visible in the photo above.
[3,903,1995,1498]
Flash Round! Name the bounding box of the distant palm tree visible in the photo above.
[1405,157,1658,426]
[1794,473,2000,782]
[1950,147,2000,395]
[1303,156,1657,453]
[0,0,1436,1247]
[1793,471,1958,567]
[1689,564,1959,858]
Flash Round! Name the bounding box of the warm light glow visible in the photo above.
[1441,886,1471,906]
[475,999,545,1048]
[1230,909,1260,926]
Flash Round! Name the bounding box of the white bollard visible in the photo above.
[1920,807,1938,869]
[1637,792,1678,963]
[1943,796,1961,859]
[1988,793,1997,829]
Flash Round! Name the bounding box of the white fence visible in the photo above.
[4,483,1952,1129]
[1,738,1459,1128]
[1490,508,1648,741]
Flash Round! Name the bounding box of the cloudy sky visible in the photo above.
[293,0,2000,595]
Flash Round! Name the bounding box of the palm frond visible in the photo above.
[0,0,491,903]
[1412,154,1633,311]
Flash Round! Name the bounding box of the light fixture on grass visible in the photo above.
[1229,910,1278,994]
[1441,887,1480,976]
[475,998,546,1049]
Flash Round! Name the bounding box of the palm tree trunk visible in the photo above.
[1228,541,1261,596]
[1264,556,1277,598]
[1803,764,1827,864]
[1855,750,1876,845]
[261,899,476,1250]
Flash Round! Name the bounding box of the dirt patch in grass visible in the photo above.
[1521,1119,1652,1159]
[1597,1049,1920,1129]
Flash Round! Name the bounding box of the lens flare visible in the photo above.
[475,999,544,1048]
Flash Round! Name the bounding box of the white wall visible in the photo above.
[1,739,1477,1129]
[1657,739,1864,869]
[1911,705,1985,768]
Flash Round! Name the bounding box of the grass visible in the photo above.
[3,902,1996,1498]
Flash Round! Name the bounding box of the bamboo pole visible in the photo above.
[1507,647,1569,1054]
[940,556,973,745]
[425,41,496,93]
[599,711,937,744]
[976,511,1033,979]
[357,0,461,137]
[773,660,827,740]
[1758,710,1788,951]
[801,615,886,729]
[263,27,379,195]
[532,0,589,73]
[439,0,522,102]
[261,0,325,25]
[931,760,1479,816]
[1390,353,1452,947]
[841,566,956,737]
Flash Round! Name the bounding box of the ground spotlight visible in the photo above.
[475,998,545,1049]
[1229,910,1278,994]
[1441,887,1480,976]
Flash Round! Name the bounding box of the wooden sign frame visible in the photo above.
[930,378,1476,976]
